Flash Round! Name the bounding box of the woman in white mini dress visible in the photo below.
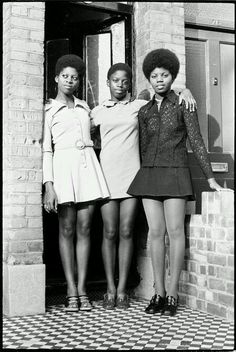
[90,63,196,309]
[43,54,109,312]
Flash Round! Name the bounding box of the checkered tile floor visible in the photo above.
[3,291,235,350]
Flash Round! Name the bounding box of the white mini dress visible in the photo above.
[91,95,147,199]
[42,97,110,204]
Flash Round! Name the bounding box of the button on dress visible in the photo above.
[42,97,110,204]
[91,96,147,199]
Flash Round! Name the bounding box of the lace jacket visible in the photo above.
[138,90,214,179]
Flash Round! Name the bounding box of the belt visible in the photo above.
[54,140,94,151]
[54,140,94,168]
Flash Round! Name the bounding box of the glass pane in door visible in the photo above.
[185,39,208,148]
[220,43,234,152]
[85,33,112,109]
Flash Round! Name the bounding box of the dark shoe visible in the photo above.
[145,294,165,314]
[79,295,93,311]
[116,294,130,309]
[103,293,116,310]
[65,296,79,312]
[161,295,178,316]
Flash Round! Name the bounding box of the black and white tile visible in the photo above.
[3,291,235,350]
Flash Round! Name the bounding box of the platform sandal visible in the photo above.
[103,293,116,310]
[65,296,79,312]
[79,295,93,311]
[116,294,130,309]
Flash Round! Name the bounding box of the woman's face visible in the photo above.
[55,67,80,95]
[149,67,173,97]
[107,70,130,101]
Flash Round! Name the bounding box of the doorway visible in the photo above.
[43,1,140,291]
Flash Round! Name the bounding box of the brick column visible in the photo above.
[3,2,45,316]
[133,2,186,96]
[180,191,234,321]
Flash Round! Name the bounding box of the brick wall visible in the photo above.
[3,2,45,316]
[179,191,234,321]
[133,2,186,97]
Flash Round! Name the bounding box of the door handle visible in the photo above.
[212,77,218,85]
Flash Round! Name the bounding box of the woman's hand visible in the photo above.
[208,178,234,192]
[179,88,197,112]
[43,182,58,213]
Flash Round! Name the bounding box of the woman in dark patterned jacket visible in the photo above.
[128,48,227,316]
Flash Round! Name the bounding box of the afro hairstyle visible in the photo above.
[142,49,180,81]
[107,63,132,80]
[55,54,86,78]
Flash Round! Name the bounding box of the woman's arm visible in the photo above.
[42,111,58,212]
[138,109,148,162]
[178,88,197,112]
[183,106,225,191]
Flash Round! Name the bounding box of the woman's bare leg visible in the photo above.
[117,197,138,296]
[100,200,119,295]
[164,198,186,299]
[58,204,77,297]
[76,203,95,296]
[142,198,166,297]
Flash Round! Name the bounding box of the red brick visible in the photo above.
[27,240,43,252]
[216,267,234,281]
[189,273,197,285]
[215,242,234,255]
[218,293,234,306]
[7,228,42,241]
[180,283,198,297]
[227,255,234,267]
[225,229,234,241]
[27,218,42,228]
[207,303,227,318]
[6,253,43,265]
[208,265,215,276]
[196,299,206,311]
[208,278,226,291]
[227,282,234,295]
[198,290,205,300]
[207,253,226,266]
[26,205,42,217]
[200,265,206,275]
[206,240,215,251]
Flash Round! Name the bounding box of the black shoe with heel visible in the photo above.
[161,295,178,316]
[145,294,165,314]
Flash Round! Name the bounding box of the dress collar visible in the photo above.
[45,96,90,113]
[102,93,133,107]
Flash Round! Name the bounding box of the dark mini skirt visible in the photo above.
[127,166,195,201]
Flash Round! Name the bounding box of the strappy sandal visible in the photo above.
[79,295,93,311]
[65,296,79,312]
[116,294,130,309]
[103,293,116,310]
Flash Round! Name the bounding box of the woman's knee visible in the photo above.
[103,224,117,241]
[120,225,133,240]
[77,221,91,238]
[149,227,166,240]
[60,223,75,239]
[167,225,185,240]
